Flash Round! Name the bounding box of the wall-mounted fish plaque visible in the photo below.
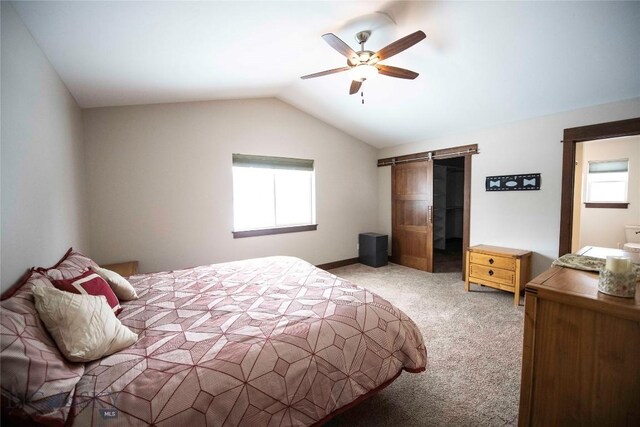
[485,173,541,191]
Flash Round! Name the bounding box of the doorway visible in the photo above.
[382,144,476,277]
[570,136,640,252]
[433,157,465,272]
[558,117,640,256]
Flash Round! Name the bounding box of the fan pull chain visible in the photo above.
[361,91,364,105]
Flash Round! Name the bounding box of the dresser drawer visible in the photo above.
[469,264,515,286]
[469,252,515,270]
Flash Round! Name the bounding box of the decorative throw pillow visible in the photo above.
[0,274,84,425]
[52,270,121,314]
[37,248,99,280]
[32,286,138,363]
[90,266,139,301]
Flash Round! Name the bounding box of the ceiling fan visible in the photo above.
[301,30,426,95]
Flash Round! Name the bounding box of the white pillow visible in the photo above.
[91,266,138,301]
[32,286,138,362]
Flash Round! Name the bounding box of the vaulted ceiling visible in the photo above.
[12,1,640,148]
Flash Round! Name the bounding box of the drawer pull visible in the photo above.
[489,269,494,276]
[489,258,494,264]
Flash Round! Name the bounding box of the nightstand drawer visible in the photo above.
[469,264,515,286]
[469,252,515,270]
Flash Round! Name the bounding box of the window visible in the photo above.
[584,159,629,207]
[232,154,316,237]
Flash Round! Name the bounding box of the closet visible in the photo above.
[433,158,464,272]
[383,143,476,276]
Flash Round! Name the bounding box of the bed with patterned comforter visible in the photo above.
[2,256,426,426]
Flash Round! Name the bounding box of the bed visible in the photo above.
[1,253,426,426]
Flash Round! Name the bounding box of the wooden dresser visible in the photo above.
[465,245,532,305]
[518,248,640,426]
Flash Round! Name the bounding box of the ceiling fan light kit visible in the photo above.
[349,64,378,82]
[301,29,426,97]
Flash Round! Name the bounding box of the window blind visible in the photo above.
[588,159,628,173]
[232,154,314,171]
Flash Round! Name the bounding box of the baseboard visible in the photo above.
[317,257,359,270]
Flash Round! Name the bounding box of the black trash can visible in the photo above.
[358,233,388,267]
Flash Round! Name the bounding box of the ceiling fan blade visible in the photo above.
[301,66,350,80]
[374,30,426,62]
[322,33,357,61]
[349,80,362,95]
[377,65,419,79]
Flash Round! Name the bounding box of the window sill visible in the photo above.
[584,202,629,209]
[232,224,318,239]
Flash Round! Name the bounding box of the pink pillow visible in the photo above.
[1,269,46,301]
[0,272,85,426]
[52,271,121,314]
[37,248,99,280]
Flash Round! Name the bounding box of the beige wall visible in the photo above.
[1,3,90,292]
[377,98,640,277]
[82,98,378,273]
[576,136,640,249]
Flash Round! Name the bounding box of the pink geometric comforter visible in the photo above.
[71,256,426,426]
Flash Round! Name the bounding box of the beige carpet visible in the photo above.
[325,262,524,427]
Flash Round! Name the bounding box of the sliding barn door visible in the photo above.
[392,161,434,272]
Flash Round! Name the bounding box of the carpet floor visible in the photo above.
[325,262,524,427]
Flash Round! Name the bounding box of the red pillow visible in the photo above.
[52,271,121,314]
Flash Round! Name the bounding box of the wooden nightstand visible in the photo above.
[465,245,531,306]
[101,261,139,277]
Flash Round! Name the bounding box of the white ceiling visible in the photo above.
[11,1,640,148]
